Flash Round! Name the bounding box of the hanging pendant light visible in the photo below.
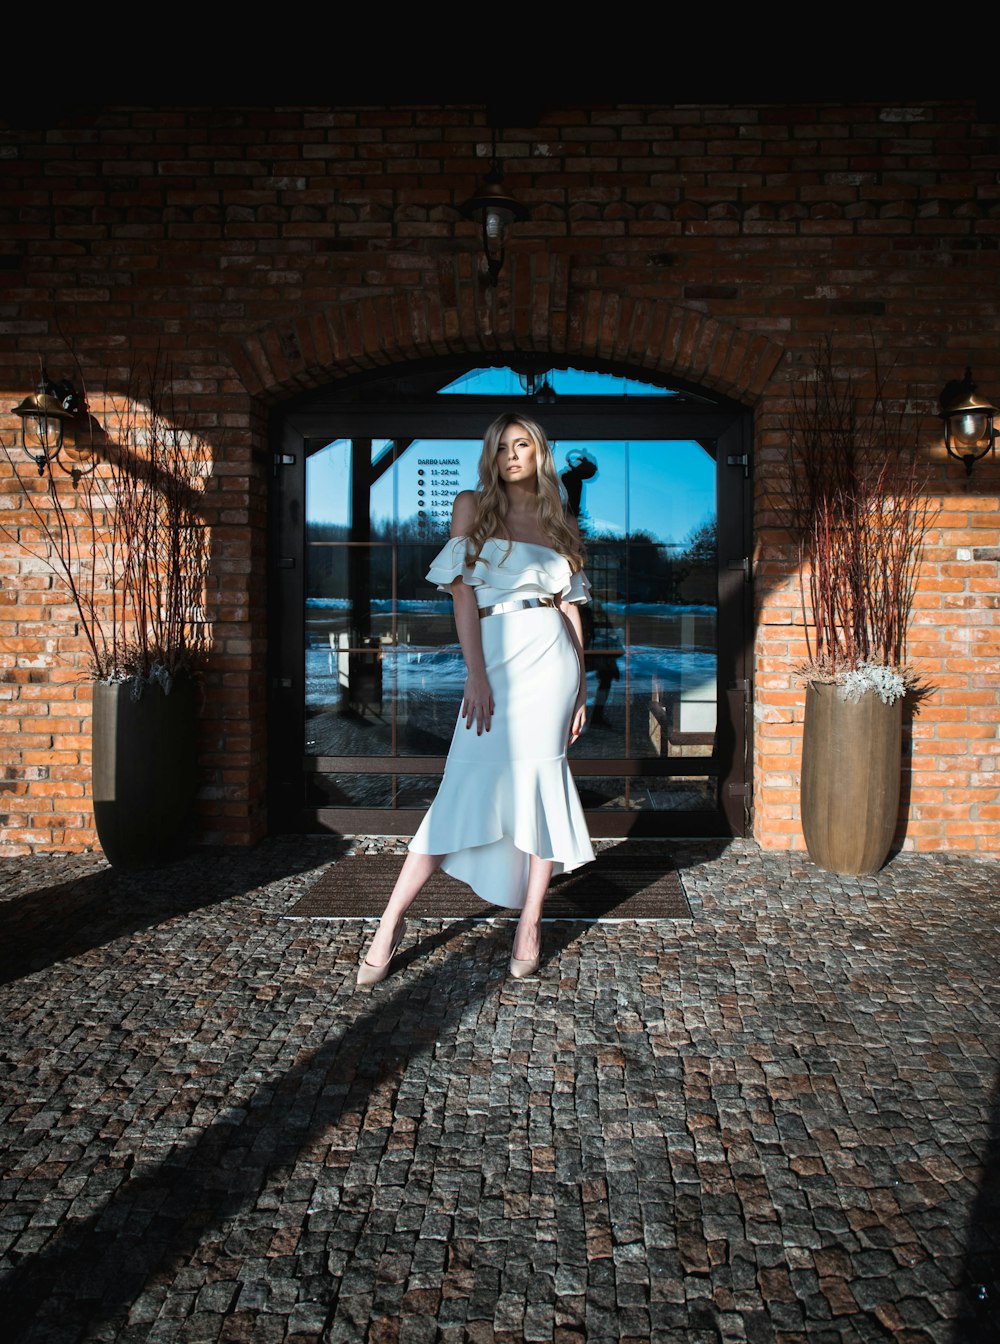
[459,125,528,287]
[516,368,557,403]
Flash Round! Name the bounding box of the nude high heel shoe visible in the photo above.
[356,918,407,988]
[509,953,540,979]
[509,924,541,978]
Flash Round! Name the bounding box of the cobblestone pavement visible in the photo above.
[1,837,999,1343]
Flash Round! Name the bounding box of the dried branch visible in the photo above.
[1,355,212,684]
[783,338,935,680]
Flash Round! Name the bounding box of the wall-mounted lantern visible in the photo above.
[939,368,998,475]
[11,371,89,479]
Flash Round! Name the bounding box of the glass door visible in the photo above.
[270,365,752,837]
[561,438,719,815]
[302,435,484,808]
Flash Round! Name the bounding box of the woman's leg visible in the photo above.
[363,851,443,967]
[511,855,553,962]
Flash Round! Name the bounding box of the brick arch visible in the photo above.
[223,254,785,407]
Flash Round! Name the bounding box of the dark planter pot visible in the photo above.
[800,681,903,876]
[91,676,198,868]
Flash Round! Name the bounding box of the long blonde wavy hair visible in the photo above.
[465,414,586,573]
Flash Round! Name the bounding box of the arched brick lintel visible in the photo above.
[223,255,786,407]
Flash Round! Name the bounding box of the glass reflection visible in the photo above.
[304,427,722,808]
[394,439,479,541]
[306,773,392,808]
[573,777,628,810]
[627,537,717,760]
[305,633,393,758]
[395,545,459,649]
[393,775,444,809]
[394,650,462,756]
[631,778,718,811]
[438,367,677,398]
[306,438,350,527]
[557,440,627,538]
[626,440,714,546]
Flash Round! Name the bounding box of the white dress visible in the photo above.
[408,536,596,909]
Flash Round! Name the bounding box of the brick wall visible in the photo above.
[1,102,998,855]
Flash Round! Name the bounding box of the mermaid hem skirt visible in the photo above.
[409,758,594,910]
[407,605,595,910]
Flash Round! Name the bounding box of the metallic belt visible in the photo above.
[478,596,559,619]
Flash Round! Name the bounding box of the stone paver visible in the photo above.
[0,836,998,1342]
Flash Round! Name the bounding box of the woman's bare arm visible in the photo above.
[450,490,476,538]
[559,514,588,742]
[451,580,493,734]
[559,597,588,743]
[449,491,493,733]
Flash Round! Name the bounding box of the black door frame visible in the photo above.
[269,380,753,838]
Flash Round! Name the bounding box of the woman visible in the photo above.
[357,414,595,986]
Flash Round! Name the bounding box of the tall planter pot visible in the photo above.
[800,681,903,876]
[92,676,198,868]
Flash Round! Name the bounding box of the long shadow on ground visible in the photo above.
[0,839,694,1340]
[953,1069,1000,1342]
[0,920,521,1340]
[0,836,350,987]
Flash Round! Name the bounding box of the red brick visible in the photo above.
[2,100,999,856]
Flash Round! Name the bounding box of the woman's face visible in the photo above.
[496,423,538,485]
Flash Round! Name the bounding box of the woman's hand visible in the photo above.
[569,686,587,744]
[462,671,494,735]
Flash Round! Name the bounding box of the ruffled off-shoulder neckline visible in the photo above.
[426,534,590,602]
[467,536,565,558]
[457,536,573,576]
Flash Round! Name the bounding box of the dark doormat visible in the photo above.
[288,851,691,921]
